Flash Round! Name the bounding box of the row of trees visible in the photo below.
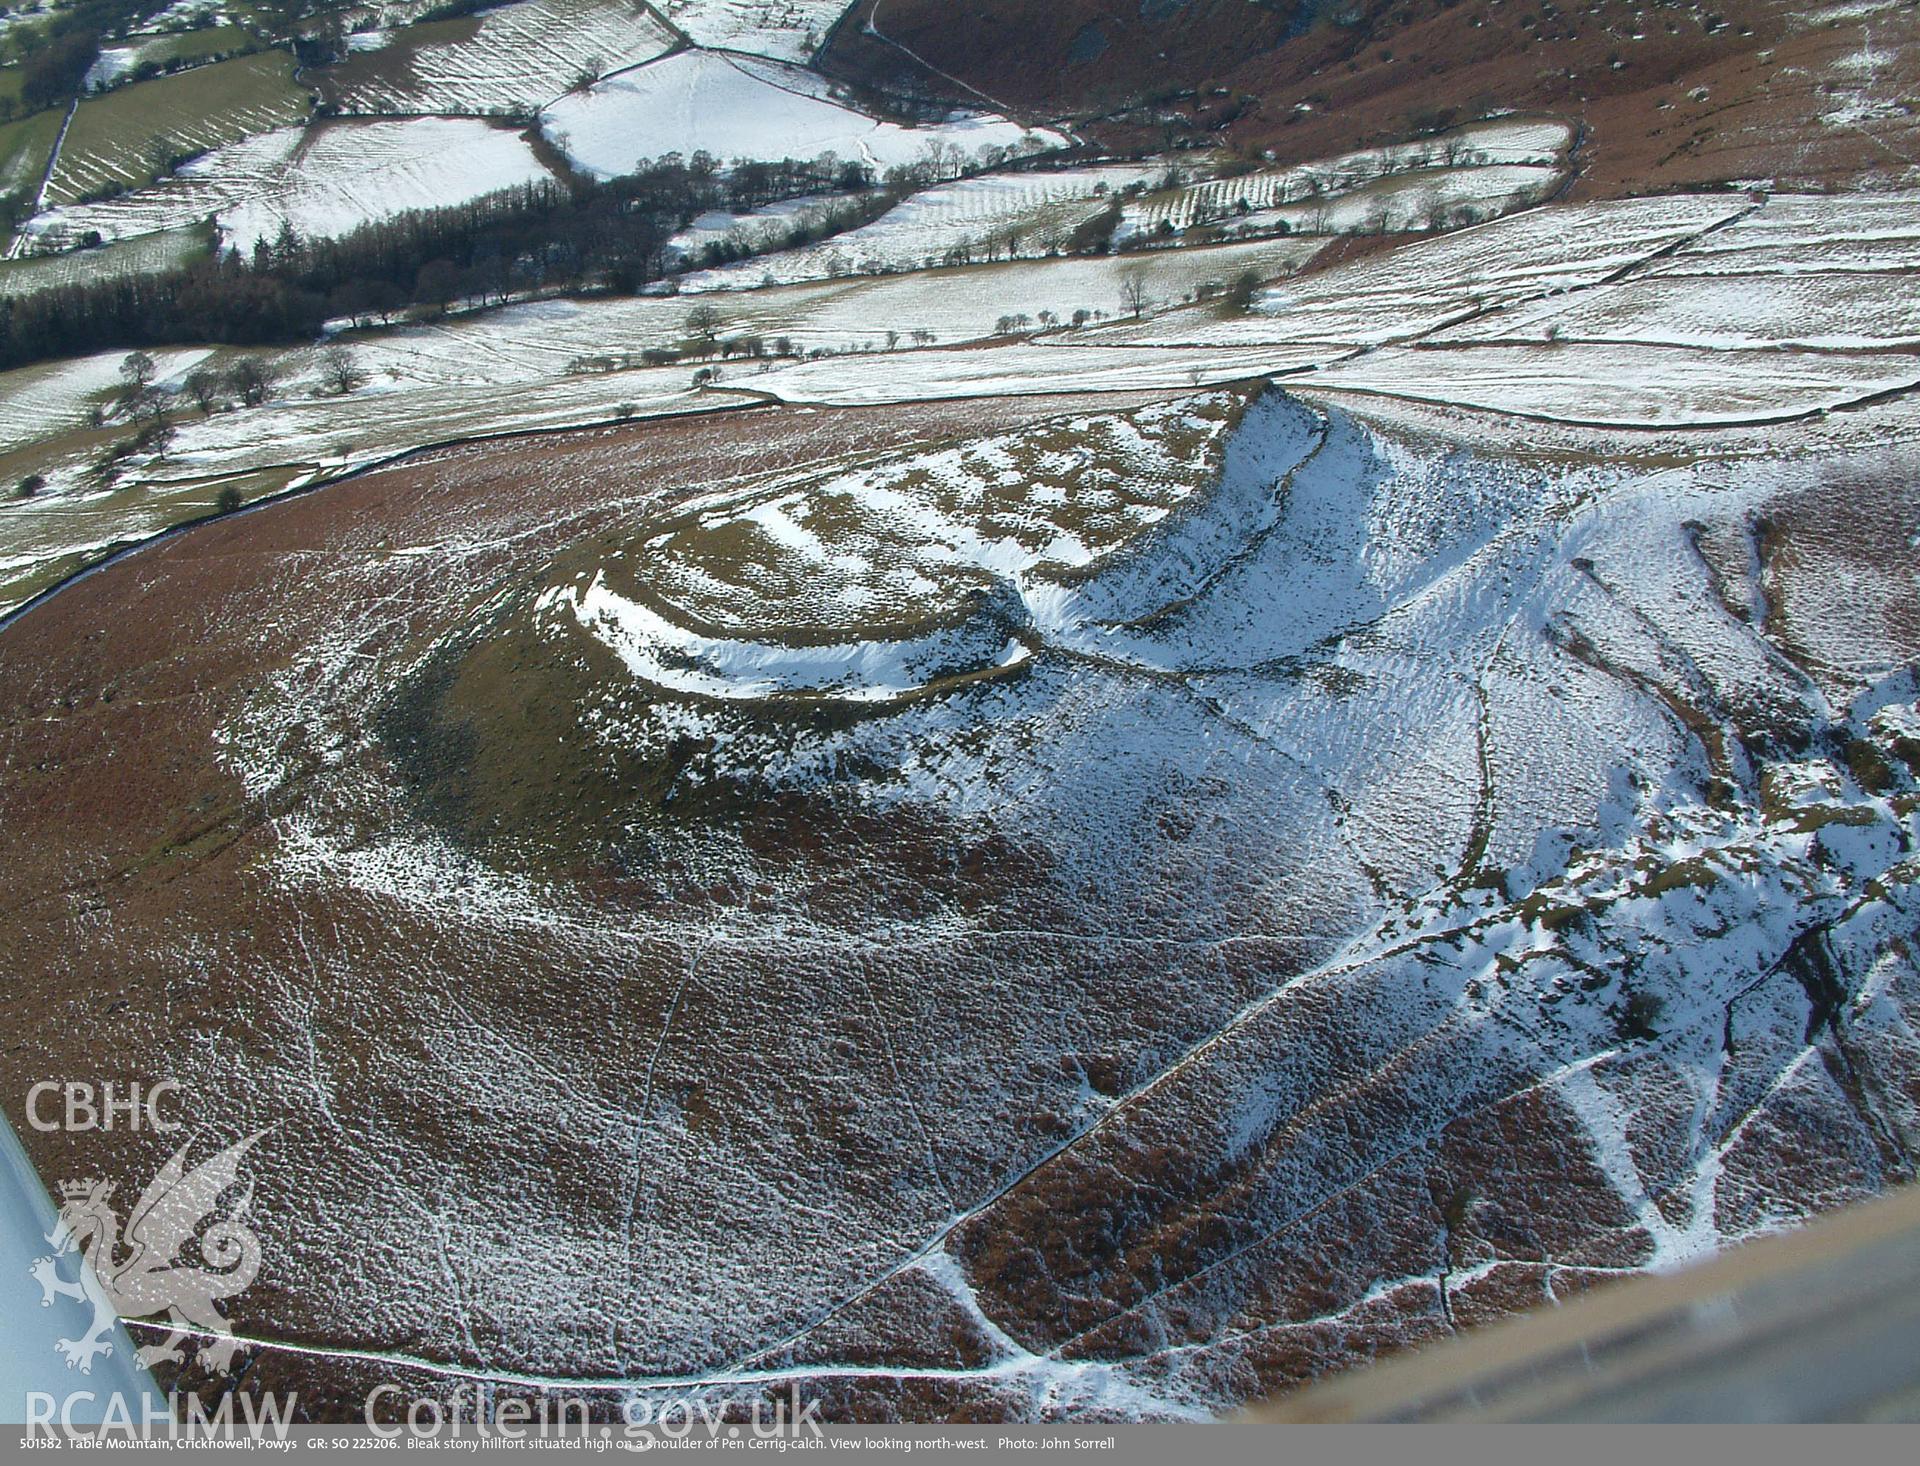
[0,258,336,371]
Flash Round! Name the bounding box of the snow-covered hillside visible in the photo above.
[6,0,1920,1433]
[130,375,1920,1421]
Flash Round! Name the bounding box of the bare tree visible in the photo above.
[1119,269,1153,319]
[319,345,365,397]
[118,350,156,392]
[183,367,222,415]
[135,420,175,459]
[117,351,164,421]
[1225,270,1262,314]
[122,384,169,424]
[225,357,275,409]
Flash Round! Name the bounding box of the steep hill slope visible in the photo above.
[822,0,1920,196]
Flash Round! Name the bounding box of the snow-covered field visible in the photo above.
[138,0,225,28]
[665,193,859,263]
[767,234,1328,339]
[675,144,1564,295]
[326,0,678,115]
[0,225,207,294]
[652,0,848,61]
[674,163,1163,285]
[751,341,1327,405]
[4,333,748,499]
[1225,163,1559,238]
[0,349,208,460]
[1308,343,1920,426]
[218,118,554,250]
[145,362,741,484]
[117,233,1324,463]
[84,41,157,92]
[0,347,222,611]
[1118,117,1572,242]
[27,128,295,247]
[0,112,60,204]
[80,24,255,93]
[1089,195,1757,348]
[25,118,554,251]
[255,234,1324,395]
[1436,271,1920,350]
[41,51,310,208]
[1649,191,1920,275]
[727,192,1920,427]
[542,50,1063,177]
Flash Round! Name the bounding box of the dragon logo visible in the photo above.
[29,1132,266,1376]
